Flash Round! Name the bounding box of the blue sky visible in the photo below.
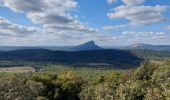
[0,0,170,46]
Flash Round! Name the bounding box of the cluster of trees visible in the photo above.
[0,61,169,100]
[1,49,170,69]
[130,49,170,60]
[116,61,170,100]
[0,75,45,100]
[0,49,143,67]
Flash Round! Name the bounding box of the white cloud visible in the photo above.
[0,17,118,46]
[107,0,145,5]
[0,17,46,46]
[103,24,128,30]
[166,25,170,30]
[122,31,166,35]
[2,0,78,27]
[1,0,169,45]
[2,0,78,12]
[0,0,120,45]
[1,0,105,36]
[107,0,117,4]
[122,31,167,40]
[107,5,168,25]
[121,31,169,45]
[0,17,39,37]
[122,0,145,6]
[153,35,166,40]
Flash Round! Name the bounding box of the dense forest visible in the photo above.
[0,49,170,68]
[0,61,170,100]
[0,49,143,68]
[129,49,170,60]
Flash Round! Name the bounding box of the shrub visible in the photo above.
[134,61,157,80]
[0,76,45,100]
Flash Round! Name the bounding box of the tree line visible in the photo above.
[0,61,170,100]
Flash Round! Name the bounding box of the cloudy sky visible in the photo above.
[0,0,170,46]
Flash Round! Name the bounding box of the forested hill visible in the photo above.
[123,43,170,51]
[0,49,142,67]
[129,49,170,60]
[0,49,170,67]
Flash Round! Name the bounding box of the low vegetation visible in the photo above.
[0,66,35,72]
[0,61,169,100]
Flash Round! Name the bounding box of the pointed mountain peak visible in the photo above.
[82,41,96,46]
[75,41,101,51]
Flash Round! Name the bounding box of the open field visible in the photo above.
[0,66,35,73]
[149,60,164,64]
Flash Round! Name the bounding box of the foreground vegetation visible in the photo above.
[0,61,170,100]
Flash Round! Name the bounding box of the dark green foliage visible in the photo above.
[116,61,170,100]
[0,49,170,69]
[31,74,58,99]
[0,75,45,100]
[0,61,169,100]
[130,49,170,60]
[0,49,143,68]
[134,61,157,80]
[30,71,83,100]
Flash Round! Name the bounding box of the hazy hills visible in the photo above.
[0,41,101,51]
[0,41,169,51]
[0,41,170,68]
[122,43,170,51]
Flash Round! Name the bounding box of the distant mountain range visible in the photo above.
[122,43,170,51]
[0,41,101,51]
[0,41,169,51]
[0,48,170,68]
[0,41,170,68]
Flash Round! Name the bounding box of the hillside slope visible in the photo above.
[123,43,170,51]
[0,49,143,68]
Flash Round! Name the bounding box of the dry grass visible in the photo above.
[150,60,164,65]
[0,66,35,73]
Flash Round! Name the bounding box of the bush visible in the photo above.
[0,76,45,100]
[1,61,170,100]
[134,61,157,80]
[31,70,83,100]
[116,80,147,100]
